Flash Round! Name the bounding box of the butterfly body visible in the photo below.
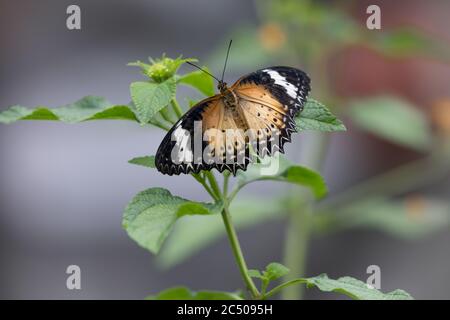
[155,66,310,176]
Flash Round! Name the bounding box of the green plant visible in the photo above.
[0,53,414,300]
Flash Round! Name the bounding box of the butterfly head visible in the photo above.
[218,81,228,94]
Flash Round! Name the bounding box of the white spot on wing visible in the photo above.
[263,69,298,99]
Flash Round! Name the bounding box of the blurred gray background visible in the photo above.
[0,0,449,299]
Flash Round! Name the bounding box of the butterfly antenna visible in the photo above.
[186,61,221,83]
[221,40,232,82]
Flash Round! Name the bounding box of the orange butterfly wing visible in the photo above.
[232,66,310,155]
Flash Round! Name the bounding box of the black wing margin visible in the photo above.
[155,98,214,176]
[234,66,311,117]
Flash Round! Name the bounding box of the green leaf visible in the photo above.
[247,269,263,278]
[237,155,328,199]
[176,202,217,216]
[331,197,450,239]
[122,188,223,254]
[266,274,413,300]
[128,156,156,168]
[0,96,138,124]
[248,262,290,294]
[296,99,346,132]
[129,78,176,123]
[147,286,243,300]
[349,96,432,151]
[264,263,290,281]
[304,274,413,300]
[178,69,215,96]
[158,197,285,268]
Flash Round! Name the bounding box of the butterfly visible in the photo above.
[155,65,310,176]
[155,39,309,176]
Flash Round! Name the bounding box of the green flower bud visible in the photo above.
[128,54,196,83]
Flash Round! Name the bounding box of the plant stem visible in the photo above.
[264,278,307,299]
[205,171,222,198]
[222,173,260,298]
[171,99,183,118]
[194,170,259,299]
[221,204,260,299]
[191,173,218,201]
[223,172,230,196]
[202,171,260,299]
[159,106,175,124]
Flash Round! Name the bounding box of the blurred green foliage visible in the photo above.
[349,96,433,151]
